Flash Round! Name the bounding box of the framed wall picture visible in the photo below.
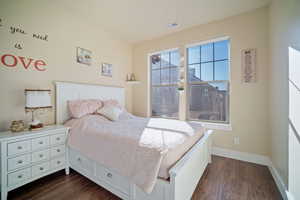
[76,47,92,65]
[101,63,112,77]
[242,48,256,83]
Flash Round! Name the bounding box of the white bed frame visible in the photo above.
[55,81,212,200]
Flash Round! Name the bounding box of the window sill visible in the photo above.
[189,121,232,131]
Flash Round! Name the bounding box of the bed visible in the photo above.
[55,81,212,200]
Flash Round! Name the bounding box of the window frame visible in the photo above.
[148,48,180,119]
[185,37,231,124]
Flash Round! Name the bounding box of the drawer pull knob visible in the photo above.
[57,161,61,164]
[39,154,43,158]
[17,160,23,164]
[40,167,44,170]
[77,158,81,162]
[39,141,43,144]
[18,175,23,179]
[17,146,22,150]
[107,173,112,178]
[56,149,61,152]
[56,137,60,141]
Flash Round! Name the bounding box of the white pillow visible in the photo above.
[96,105,123,121]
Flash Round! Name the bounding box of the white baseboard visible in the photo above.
[286,192,295,200]
[268,162,288,200]
[212,147,288,200]
[212,147,270,166]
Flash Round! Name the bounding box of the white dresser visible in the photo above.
[0,125,69,200]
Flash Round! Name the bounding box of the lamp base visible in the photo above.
[29,120,44,130]
[29,123,44,130]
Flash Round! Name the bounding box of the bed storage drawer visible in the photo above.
[96,165,130,195]
[69,149,94,176]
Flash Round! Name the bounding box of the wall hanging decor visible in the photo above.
[101,62,112,77]
[76,47,92,65]
[242,48,257,83]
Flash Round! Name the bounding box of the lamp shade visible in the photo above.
[25,89,52,109]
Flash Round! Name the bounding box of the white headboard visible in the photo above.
[55,81,125,124]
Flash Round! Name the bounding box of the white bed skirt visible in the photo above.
[66,130,213,200]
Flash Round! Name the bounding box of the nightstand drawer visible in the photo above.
[51,145,65,157]
[7,140,31,156]
[7,154,31,171]
[8,168,31,186]
[31,136,50,151]
[32,161,50,177]
[31,149,50,163]
[50,134,65,145]
[51,157,65,169]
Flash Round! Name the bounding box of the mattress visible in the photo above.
[65,114,205,179]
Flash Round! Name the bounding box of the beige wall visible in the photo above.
[269,0,300,186]
[132,7,270,156]
[0,1,133,131]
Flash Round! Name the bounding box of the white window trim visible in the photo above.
[185,36,230,48]
[189,121,232,131]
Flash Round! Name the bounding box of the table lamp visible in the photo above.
[25,89,52,130]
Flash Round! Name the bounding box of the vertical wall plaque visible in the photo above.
[242,48,256,83]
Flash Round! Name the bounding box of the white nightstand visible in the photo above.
[0,125,69,200]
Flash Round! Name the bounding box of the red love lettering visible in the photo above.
[18,56,34,69]
[1,54,17,67]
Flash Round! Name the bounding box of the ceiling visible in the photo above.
[61,0,271,43]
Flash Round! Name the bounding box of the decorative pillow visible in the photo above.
[103,99,121,108]
[68,99,103,119]
[96,104,123,121]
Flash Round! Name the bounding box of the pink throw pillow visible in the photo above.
[68,99,103,118]
[103,99,121,108]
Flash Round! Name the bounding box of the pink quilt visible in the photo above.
[65,114,205,193]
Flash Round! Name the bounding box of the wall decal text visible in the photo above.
[14,43,23,50]
[10,26,27,35]
[0,17,49,51]
[0,53,47,71]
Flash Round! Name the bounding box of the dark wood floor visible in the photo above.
[8,156,282,200]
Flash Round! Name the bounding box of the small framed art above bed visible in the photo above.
[55,81,212,200]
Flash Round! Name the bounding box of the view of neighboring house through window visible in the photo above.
[150,50,180,118]
[187,39,230,123]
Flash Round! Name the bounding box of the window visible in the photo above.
[150,50,180,118]
[187,39,230,123]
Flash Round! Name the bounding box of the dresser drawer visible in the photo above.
[50,134,65,145]
[32,161,50,177]
[7,154,31,171]
[50,145,65,158]
[96,165,130,194]
[31,149,50,163]
[8,168,31,186]
[50,157,65,169]
[7,140,31,156]
[31,136,50,151]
